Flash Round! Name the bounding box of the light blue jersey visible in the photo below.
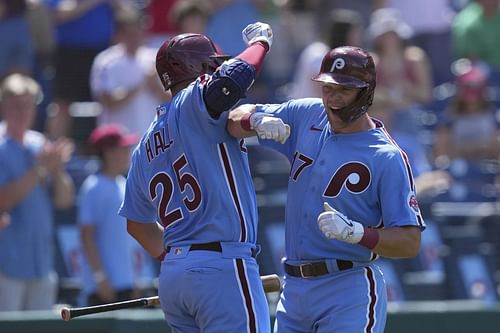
[119,75,269,333]
[257,98,425,263]
[119,77,258,246]
[255,98,425,333]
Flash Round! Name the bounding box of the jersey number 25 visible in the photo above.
[149,154,202,228]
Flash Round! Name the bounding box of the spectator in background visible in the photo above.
[289,9,362,99]
[90,8,166,136]
[434,63,500,162]
[369,97,451,201]
[0,73,74,311]
[44,0,132,140]
[317,0,385,32]
[206,0,261,57]
[144,0,178,48]
[382,0,456,85]
[78,123,144,306]
[25,0,56,131]
[0,0,35,79]
[170,0,210,34]
[452,0,500,71]
[368,8,433,135]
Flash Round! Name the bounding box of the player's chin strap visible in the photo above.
[335,87,373,124]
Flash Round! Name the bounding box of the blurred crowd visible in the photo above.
[0,0,499,311]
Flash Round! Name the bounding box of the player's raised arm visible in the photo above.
[202,22,272,118]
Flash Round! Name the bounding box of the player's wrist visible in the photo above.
[358,227,380,250]
[241,112,253,131]
[251,40,270,52]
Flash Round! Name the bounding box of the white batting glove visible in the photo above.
[242,22,273,49]
[250,113,290,144]
[317,202,364,244]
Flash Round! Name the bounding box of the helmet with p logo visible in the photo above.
[312,46,376,123]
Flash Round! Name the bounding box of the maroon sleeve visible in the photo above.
[235,42,269,73]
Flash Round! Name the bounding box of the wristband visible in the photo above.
[358,228,379,250]
[156,250,166,262]
[241,113,253,131]
[93,270,106,283]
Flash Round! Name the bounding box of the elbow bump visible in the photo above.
[204,60,256,114]
[204,77,242,113]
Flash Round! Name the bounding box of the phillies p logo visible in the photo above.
[329,58,345,72]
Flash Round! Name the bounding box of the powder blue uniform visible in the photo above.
[119,74,269,332]
[256,98,426,333]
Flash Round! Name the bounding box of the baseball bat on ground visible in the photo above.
[61,274,281,321]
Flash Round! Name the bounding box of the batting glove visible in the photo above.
[317,202,364,244]
[242,22,273,50]
[250,113,290,144]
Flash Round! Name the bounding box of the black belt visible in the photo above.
[285,260,354,278]
[166,242,256,258]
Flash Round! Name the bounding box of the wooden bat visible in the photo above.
[61,274,281,321]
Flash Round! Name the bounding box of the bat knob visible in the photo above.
[61,307,71,321]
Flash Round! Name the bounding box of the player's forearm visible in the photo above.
[371,226,421,258]
[227,104,257,138]
[127,220,165,258]
[235,42,269,73]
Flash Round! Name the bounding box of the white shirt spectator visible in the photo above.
[289,41,330,99]
[90,44,161,135]
[385,0,455,34]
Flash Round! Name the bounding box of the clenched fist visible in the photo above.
[250,113,290,144]
[242,22,273,49]
[317,202,364,244]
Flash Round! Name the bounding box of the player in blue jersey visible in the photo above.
[227,46,425,333]
[118,22,289,333]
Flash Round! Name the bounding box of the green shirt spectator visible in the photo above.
[452,0,500,69]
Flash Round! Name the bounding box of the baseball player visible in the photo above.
[227,46,426,332]
[118,23,289,333]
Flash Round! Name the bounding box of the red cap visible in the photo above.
[89,124,138,152]
[456,67,488,101]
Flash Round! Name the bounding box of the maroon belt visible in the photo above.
[285,260,354,278]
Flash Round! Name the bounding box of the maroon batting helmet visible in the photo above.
[156,33,230,91]
[312,46,376,123]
